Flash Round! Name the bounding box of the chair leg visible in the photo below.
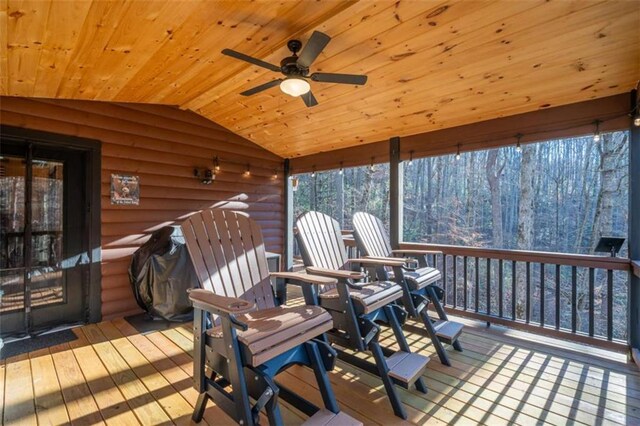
[264,391,283,426]
[369,340,407,420]
[385,305,411,353]
[192,393,209,423]
[419,308,451,366]
[305,342,340,413]
[426,286,463,353]
[452,339,463,352]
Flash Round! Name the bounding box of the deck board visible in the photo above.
[29,347,70,425]
[2,312,639,425]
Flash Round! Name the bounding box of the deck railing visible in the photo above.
[342,234,632,350]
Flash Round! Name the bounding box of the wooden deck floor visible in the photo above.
[2,312,640,425]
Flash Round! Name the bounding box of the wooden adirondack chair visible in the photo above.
[293,211,430,420]
[182,209,360,426]
[352,212,464,366]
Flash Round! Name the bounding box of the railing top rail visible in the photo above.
[398,242,631,271]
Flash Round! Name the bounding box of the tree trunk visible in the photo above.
[516,145,535,319]
[486,149,504,248]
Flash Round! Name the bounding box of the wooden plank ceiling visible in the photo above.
[2,0,638,158]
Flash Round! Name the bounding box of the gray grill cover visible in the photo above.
[129,226,197,321]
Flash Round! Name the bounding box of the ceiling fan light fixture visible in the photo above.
[280,77,310,97]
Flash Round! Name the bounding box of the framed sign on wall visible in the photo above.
[110,174,140,205]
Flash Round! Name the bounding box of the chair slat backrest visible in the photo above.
[181,209,275,311]
[352,212,393,258]
[295,211,349,285]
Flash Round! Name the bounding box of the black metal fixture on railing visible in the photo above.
[594,236,625,257]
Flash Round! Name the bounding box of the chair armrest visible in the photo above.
[188,289,255,315]
[392,249,443,256]
[306,267,365,280]
[349,256,406,267]
[271,272,338,286]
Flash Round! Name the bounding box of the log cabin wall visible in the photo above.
[0,96,284,320]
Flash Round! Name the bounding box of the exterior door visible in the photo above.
[1,141,89,337]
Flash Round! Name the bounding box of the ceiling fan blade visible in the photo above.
[222,49,281,72]
[311,72,367,85]
[301,91,318,107]
[240,79,283,96]
[297,31,331,68]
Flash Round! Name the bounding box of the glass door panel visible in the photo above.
[30,160,65,308]
[0,156,26,323]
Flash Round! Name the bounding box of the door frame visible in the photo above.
[1,125,102,323]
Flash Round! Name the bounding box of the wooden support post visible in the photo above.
[390,137,403,249]
[629,89,640,360]
[284,159,293,272]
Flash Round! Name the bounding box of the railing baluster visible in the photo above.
[555,264,561,330]
[511,260,516,320]
[498,259,504,318]
[607,269,613,340]
[443,254,448,306]
[475,257,480,313]
[452,255,457,308]
[540,263,545,327]
[395,244,626,348]
[571,266,577,333]
[588,268,595,337]
[463,256,468,310]
[486,258,491,316]
[526,262,531,324]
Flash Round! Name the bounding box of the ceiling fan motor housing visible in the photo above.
[281,40,308,76]
[280,56,308,76]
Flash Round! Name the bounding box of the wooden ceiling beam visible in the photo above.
[289,93,631,173]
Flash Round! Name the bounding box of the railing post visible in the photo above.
[390,136,403,249]
[629,89,640,355]
[284,159,293,272]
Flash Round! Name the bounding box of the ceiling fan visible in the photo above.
[221,31,367,107]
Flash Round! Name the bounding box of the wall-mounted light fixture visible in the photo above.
[272,169,278,179]
[244,164,251,177]
[455,144,461,160]
[213,156,221,172]
[311,167,316,178]
[408,151,414,166]
[339,162,344,175]
[370,157,375,172]
[194,168,214,185]
[291,176,299,192]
